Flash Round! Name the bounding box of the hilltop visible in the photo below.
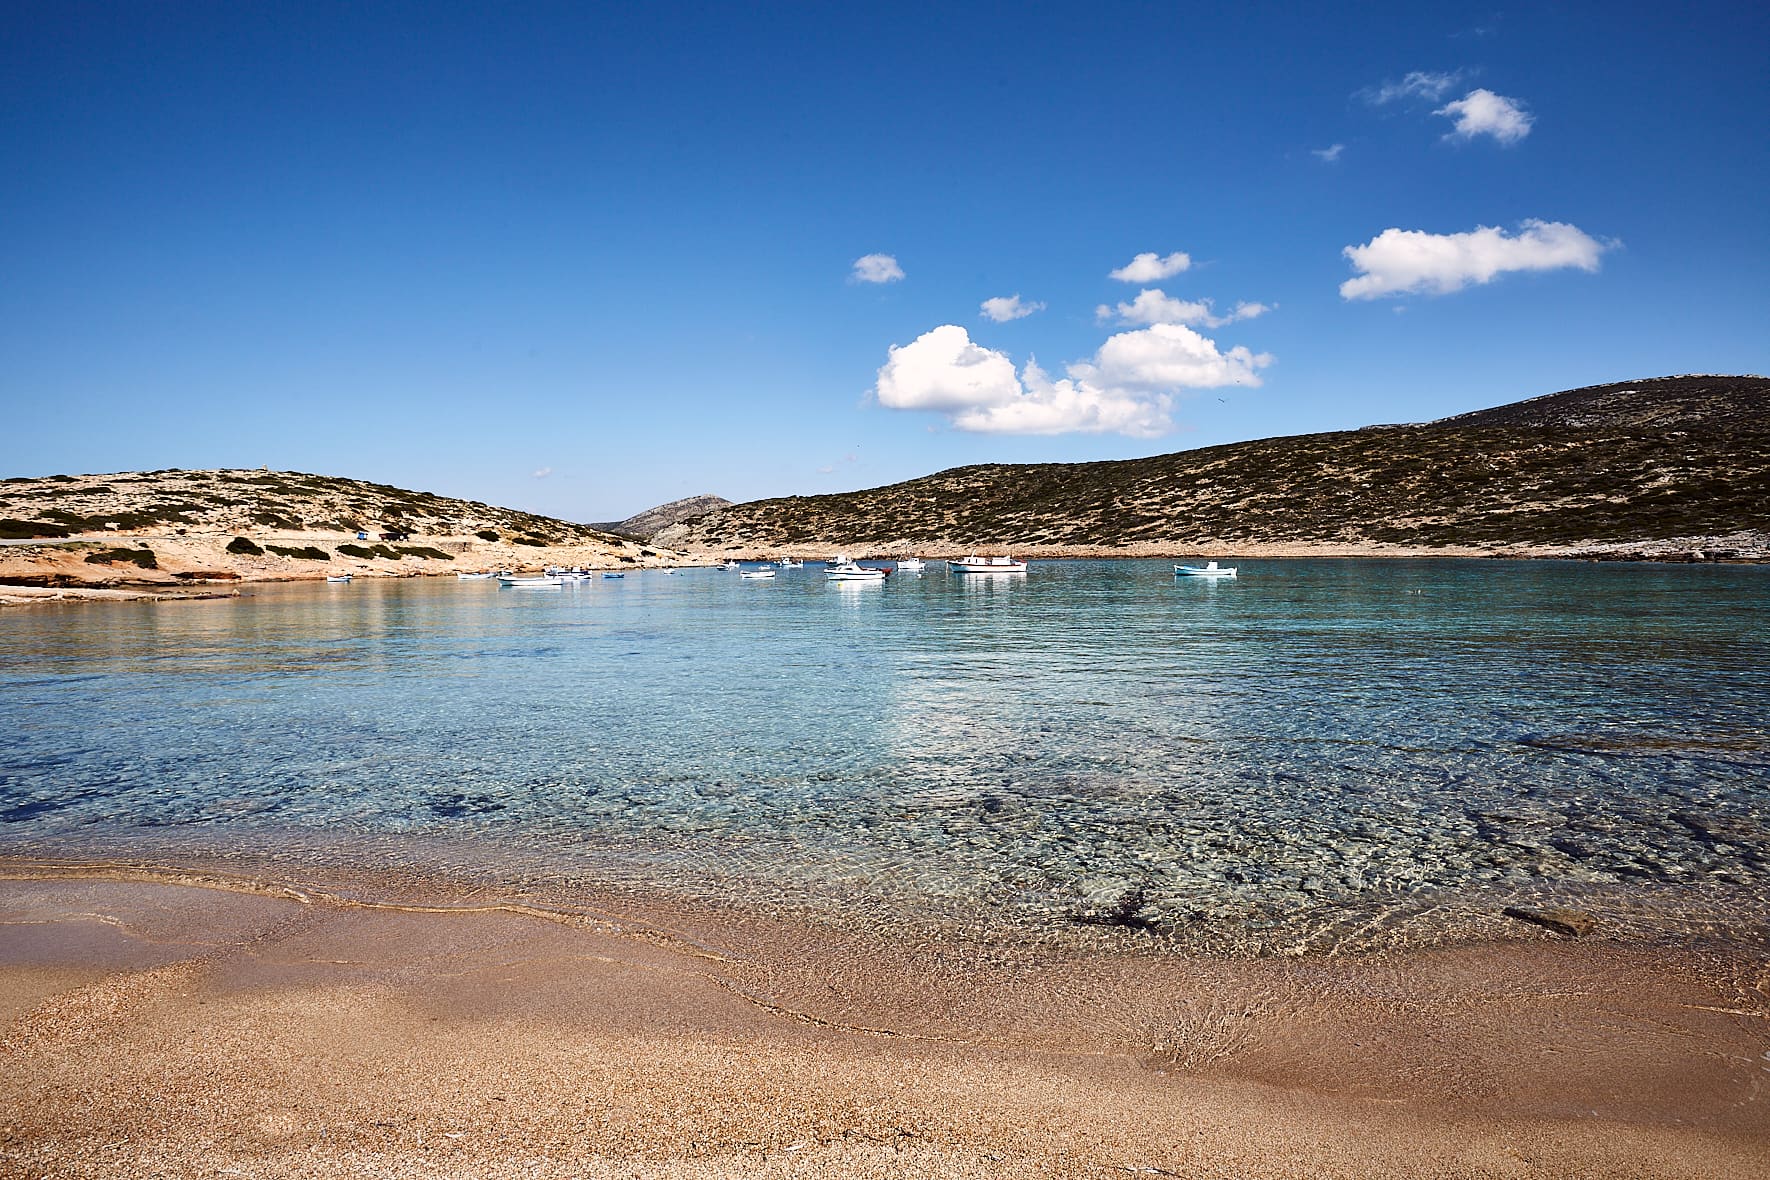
[0,468,679,600]
[594,493,731,539]
[653,375,1769,561]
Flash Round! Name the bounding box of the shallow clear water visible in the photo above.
[3,560,1767,953]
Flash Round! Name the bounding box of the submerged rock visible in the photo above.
[1502,905,1597,938]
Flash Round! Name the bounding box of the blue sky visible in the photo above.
[4,1,1765,521]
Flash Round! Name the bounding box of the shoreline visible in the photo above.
[3,858,1766,1178]
[2,538,1763,610]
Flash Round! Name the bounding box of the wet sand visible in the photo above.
[1,864,1766,1178]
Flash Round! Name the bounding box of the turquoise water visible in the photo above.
[2,560,1767,953]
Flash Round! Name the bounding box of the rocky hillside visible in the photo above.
[0,468,677,592]
[595,493,731,539]
[655,375,1769,558]
[0,468,621,544]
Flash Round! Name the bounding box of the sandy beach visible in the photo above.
[2,860,1765,1179]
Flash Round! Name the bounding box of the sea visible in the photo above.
[3,559,1766,956]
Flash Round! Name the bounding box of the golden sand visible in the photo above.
[2,864,1766,1178]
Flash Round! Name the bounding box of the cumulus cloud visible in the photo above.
[980,294,1045,322]
[1097,289,1274,329]
[1339,220,1612,300]
[874,323,1270,437]
[1435,88,1533,143]
[1109,251,1191,282]
[1312,143,1345,162]
[1364,70,1461,104]
[850,253,904,283]
[531,466,552,479]
[1072,324,1272,395]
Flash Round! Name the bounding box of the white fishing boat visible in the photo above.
[739,569,776,580]
[950,555,1026,573]
[456,570,502,580]
[1175,561,1237,578]
[717,559,741,571]
[895,557,927,572]
[826,557,888,581]
[326,574,352,583]
[778,557,803,569]
[602,572,624,579]
[498,575,564,588]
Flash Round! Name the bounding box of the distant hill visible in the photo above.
[654,375,1770,557]
[594,493,731,539]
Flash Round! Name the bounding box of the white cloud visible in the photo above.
[850,253,904,284]
[875,325,1023,415]
[1435,88,1533,144]
[1097,289,1275,329]
[1109,251,1191,282]
[1312,143,1345,162]
[1339,220,1612,300]
[1072,323,1272,395]
[873,323,1270,438]
[1365,70,1461,104]
[1098,289,1214,327]
[531,466,552,479]
[980,294,1045,322]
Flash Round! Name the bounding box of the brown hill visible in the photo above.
[654,375,1769,559]
[0,468,678,596]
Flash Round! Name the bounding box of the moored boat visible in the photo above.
[949,555,1026,573]
[826,557,888,580]
[1175,561,1237,578]
[498,575,564,588]
[602,572,625,579]
[778,557,803,569]
[739,569,776,580]
[895,557,927,572]
[326,574,352,583]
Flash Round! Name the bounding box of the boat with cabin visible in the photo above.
[826,557,888,581]
[1174,561,1237,578]
[950,555,1026,573]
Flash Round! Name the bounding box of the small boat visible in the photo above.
[1175,561,1237,578]
[778,557,803,569]
[826,557,888,581]
[457,571,501,580]
[894,557,926,572]
[740,569,776,580]
[326,574,352,583]
[498,575,564,588]
[717,560,741,571]
[602,572,625,580]
[950,555,1026,573]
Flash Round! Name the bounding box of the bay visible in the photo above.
[2,558,1766,954]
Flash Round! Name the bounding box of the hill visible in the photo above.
[654,375,1770,560]
[0,468,678,597]
[594,494,731,539]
